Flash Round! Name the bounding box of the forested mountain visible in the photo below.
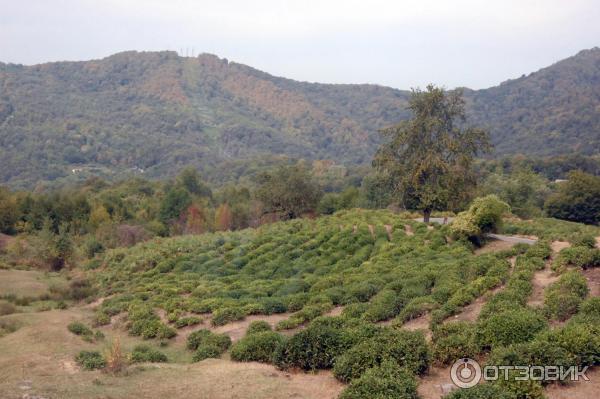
[466,47,600,156]
[1,48,599,187]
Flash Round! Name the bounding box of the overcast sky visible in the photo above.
[1,0,599,89]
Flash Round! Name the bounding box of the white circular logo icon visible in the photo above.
[450,358,482,388]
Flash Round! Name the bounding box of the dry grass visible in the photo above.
[0,305,344,399]
[0,269,66,299]
[545,367,600,399]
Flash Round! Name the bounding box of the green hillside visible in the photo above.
[1,48,600,187]
[86,209,600,398]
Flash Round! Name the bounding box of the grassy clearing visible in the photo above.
[0,269,68,299]
[0,308,343,399]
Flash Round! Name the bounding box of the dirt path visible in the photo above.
[384,225,393,240]
[210,314,294,342]
[528,269,559,307]
[545,367,599,399]
[401,313,432,341]
[486,233,538,245]
[527,241,570,307]
[368,224,375,238]
[445,257,515,324]
[583,268,600,297]
[445,285,504,324]
[417,366,456,399]
[551,241,571,253]
[324,306,344,317]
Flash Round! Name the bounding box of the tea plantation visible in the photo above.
[90,209,600,399]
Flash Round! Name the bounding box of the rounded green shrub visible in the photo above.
[192,344,223,362]
[341,303,369,319]
[75,350,105,370]
[174,316,202,329]
[211,307,245,326]
[572,297,600,324]
[431,322,478,365]
[488,341,575,376]
[261,298,287,314]
[545,292,583,321]
[130,344,168,363]
[67,321,92,336]
[187,329,231,352]
[362,290,404,322]
[273,324,350,371]
[338,360,418,399]
[93,312,111,327]
[544,271,588,321]
[230,331,285,363]
[570,233,597,248]
[495,377,545,399]
[450,195,510,241]
[333,329,429,382]
[476,308,547,349]
[443,384,513,399]
[246,320,272,335]
[538,323,600,366]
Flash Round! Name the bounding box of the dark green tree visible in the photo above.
[0,187,17,234]
[178,167,212,198]
[159,187,192,224]
[255,165,322,220]
[545,170,600,224]
[374,85,490,222]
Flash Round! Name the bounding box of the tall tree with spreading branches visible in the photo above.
[374,85,491,222]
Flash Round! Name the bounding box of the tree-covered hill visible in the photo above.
[466,47,600,156]
[1,48,599,187]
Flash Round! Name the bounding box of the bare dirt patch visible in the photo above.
[596,236,600,248]
[551,241,571,253]
[528,268,559,307]
[210,313,294,342]
[545,367,600,399]
[526,241,569,307]
[446,285,504,324]
[324,306,344,317]
[384,224,393,240]
[368,224,375,238]
[583,268,600,297]
[405,225,414,236]
[417,366,456,399]
[402,313,432,341]
[403,313,431,331]
[83,296,111,309]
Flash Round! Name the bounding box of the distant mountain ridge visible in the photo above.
[0,47,599,187]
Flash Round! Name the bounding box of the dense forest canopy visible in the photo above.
[1,47,600,188]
